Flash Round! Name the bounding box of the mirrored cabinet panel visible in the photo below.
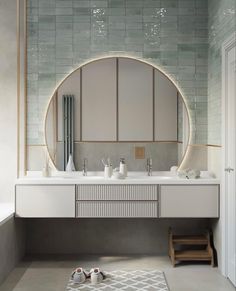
[118,58,153,141]
[82,58,117,141]
[45,57,190,171]
[155,70,178,141]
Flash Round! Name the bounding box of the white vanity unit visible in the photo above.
[15,173,220,219]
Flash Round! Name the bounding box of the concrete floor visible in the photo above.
[0,256,234,291]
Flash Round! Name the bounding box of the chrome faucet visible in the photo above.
[82,158,88,176]
[146,158,152,176]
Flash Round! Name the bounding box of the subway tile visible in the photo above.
[56,34,73,44]
[197,0,208,8]
[38,0,56,8]
[126,15,143,23]
[161,0,177,8]
[74,30,91,40]
[108,43,126,51]
[38,73,56,82]
[72,0,90,7]
[73,22,91,32]
[143,16,162,23]
[125,0,143,8]
[142,0,161,8]
[56,1,73,7]
[56,7,73,14]
[73,15,91,22]
[178,7,195,15]
[56,58,73,65]
[39,50,55,62]
[126,29,143,38]
[74,7,91,15]
[126,7,142,15]
[56,64,74,73]
[161,58,178,66]
[90,0,108,8]
[178,1,195,8]
[39,0,55,8]
[144,43,161,52]
[108,8,125,15]
[38,30,55,43]
[38,15,56,30]
[125,22,141,30]
[108,16,125,28]
[56,15,73,22]
[39,7,55,15]
[160,43,178,51]
[108,0,125,8]
[38,63,55,74]
[143,51,160,59]
[56,22,73,29]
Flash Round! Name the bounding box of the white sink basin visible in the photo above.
[59,171,175,180]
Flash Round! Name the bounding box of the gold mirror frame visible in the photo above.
[44,56,191,171]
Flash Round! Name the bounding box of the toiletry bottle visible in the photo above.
[107,158,113,178]
[119,158,127,177]
[104,164,113,178]
[42,157,51,177]
[42,162,50,177]
[108,162,113,178]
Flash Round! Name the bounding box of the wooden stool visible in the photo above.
[168,228,215,267]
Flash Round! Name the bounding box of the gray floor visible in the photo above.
[0,256,235,291]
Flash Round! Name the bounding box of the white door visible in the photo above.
[223,34,236,286]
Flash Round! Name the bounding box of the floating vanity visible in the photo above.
[15,172,219,219]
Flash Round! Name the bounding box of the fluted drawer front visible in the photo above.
[76,201,158,217]
[76,185,158,201]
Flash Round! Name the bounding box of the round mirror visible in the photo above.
[45,57,190,171]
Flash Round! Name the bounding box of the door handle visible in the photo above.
[225,167,234,172]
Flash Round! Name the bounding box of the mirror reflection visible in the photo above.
[45,57,189,172]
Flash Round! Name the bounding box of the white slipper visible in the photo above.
[71,267,87,284]
[89,268,106,284]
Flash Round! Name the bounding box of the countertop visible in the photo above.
[16,171,220,185]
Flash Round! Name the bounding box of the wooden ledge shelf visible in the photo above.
[172,235,208,245]
[175,250,212,260]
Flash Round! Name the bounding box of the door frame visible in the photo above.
[221,32,236,278]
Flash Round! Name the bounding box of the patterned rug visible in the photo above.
[66,270,169,290]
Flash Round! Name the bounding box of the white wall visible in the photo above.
[208,147,221,179]
[208,146,222,271]
[0,0,17,202]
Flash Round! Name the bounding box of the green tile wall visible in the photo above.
[208,0,236,145]
[27,0,209,145]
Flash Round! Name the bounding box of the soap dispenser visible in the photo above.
[119,158,127,177]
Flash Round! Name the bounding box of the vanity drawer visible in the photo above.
[15,185,76,218]
[76,201,158,218]
[159,185,219,218]
[76,185,158,201]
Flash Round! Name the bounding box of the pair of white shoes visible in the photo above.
[71,267,105,284]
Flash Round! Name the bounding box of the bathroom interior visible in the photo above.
[0,0,235,290]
